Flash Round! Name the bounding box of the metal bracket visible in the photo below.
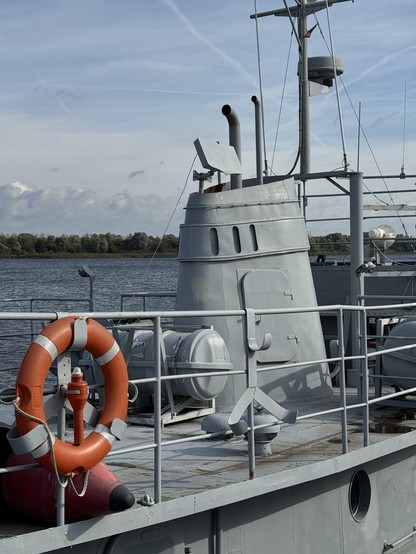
[70,317,88,351]
[246,309,272,352]
[228,387,297,435]
[7,424,52,458]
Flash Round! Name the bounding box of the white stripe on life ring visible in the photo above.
[34,335,59,361]
[95,341,119,366]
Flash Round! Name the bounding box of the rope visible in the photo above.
[14,396,92,497]
[0,393,17,406]
[69,470,90,497]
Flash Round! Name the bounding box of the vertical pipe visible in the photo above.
[247,402,256,480]
[222,105,242,189]
[350,172,364,396]
[153,316,162,503]
[361,308,370,446]
[251,96,264,186]
[337,308,348,454]
[214,507,223,554]
[299,0,311,176]
[350,173,364,302]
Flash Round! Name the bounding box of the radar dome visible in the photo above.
[368,225,395,249]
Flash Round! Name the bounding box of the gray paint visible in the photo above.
[176,178,332,409]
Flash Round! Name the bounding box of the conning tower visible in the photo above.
[175,104,332,410]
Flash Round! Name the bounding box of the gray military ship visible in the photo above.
[2,1,416,553]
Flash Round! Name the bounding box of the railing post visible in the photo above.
[361,308,370,446]
[245,310,257,480]
[337,307,348,454]
[153,316,162,503]
[55,352,72,525]
[349,172,365,397]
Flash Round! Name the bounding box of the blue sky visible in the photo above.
[0,0,415,237]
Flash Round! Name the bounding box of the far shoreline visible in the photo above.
[0,252,178,260]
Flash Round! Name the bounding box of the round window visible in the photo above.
[349,469,371,522]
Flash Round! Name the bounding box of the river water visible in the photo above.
[0,257,179,311]
[0,257,179,388]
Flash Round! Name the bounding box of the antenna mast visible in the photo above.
[251,0,353,179]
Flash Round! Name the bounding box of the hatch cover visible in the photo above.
[241,269,297,363]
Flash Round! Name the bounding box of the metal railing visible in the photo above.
[120,291,176,311]
[1,300,416,525]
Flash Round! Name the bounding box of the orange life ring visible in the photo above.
[15,316,129,476]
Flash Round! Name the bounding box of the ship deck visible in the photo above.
[111,389,416,502]
[1,387,416,542]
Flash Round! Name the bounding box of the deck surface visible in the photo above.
[1,389,416,537]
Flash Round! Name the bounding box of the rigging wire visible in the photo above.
[253,0,269,175]
[313,9,413,247]
[317,3,348,170]
[339,75,415,249]
[138,154,197,289]
[270,31,295,174]
[281,0,301,48]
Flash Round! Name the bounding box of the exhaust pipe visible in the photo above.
[251,96,264,186]
[222,104,242,189]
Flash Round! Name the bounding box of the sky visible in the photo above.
[0,0,415,238]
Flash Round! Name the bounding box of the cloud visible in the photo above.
[128,170,145,179]
[0,182,185,237]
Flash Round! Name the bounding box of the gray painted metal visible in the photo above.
[175,178,332,410]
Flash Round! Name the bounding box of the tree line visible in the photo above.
[0,231,413,257]
[309,232,415,255]
[0,232,179,257]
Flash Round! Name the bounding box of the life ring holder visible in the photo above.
[10,316,129,477]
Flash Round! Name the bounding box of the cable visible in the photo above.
[340,77,414,246]
[313,9,413,246]
[139,154,197,288]
[314,7,348,170]
[271,32,295,174]
[253,0,269,175]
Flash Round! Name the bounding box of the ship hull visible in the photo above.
[5,431,416,554]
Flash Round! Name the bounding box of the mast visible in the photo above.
[250,0,353,177]
[299,0,311,176]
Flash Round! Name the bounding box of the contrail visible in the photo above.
[341,44,416,91]
[163,0,258,89]
[37,78,86,131]
[42,84,245,97]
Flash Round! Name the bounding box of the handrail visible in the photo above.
[1,300,416,525]
[120,291,176,311]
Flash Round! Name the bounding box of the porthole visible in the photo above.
[232,226,241,253]
[249,224,258,251]
[349,469,371,522]
[210,228,219,256]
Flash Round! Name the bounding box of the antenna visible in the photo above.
[400,81,407,178]
[193,138,242,175]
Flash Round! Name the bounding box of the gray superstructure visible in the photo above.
[176,176,332,409]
